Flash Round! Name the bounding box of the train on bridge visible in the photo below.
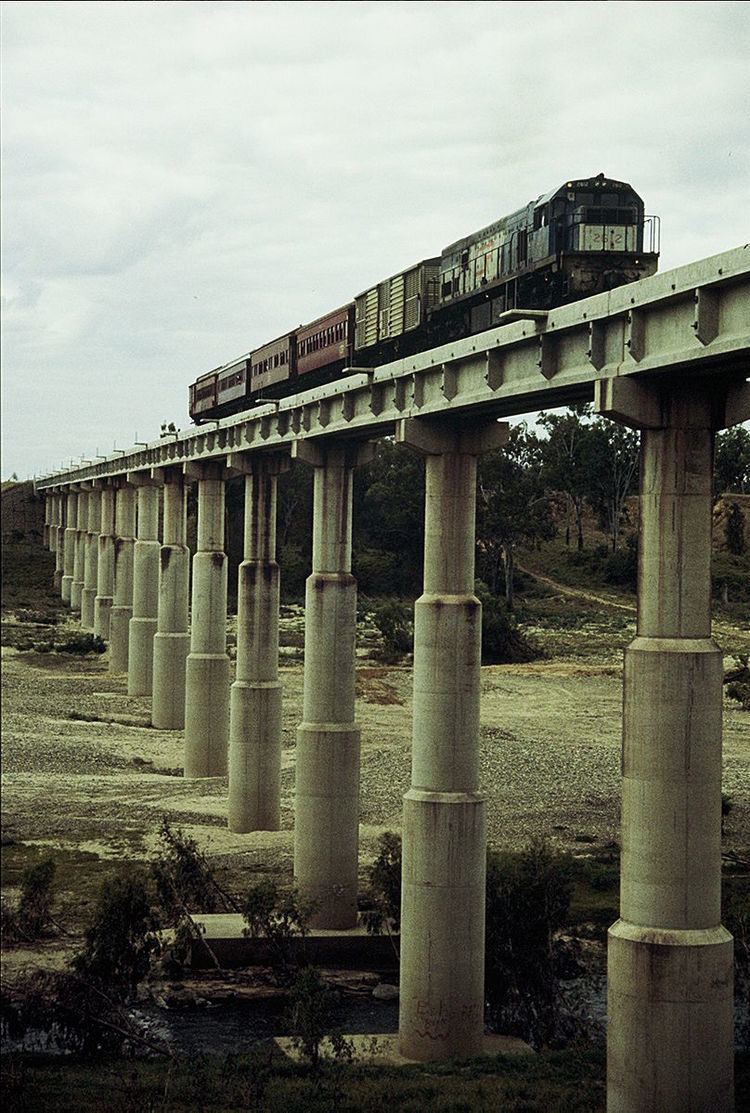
[189,173,660,423]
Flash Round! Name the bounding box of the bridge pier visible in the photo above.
[61,490,77,605]
[395,418,508,1062]
[53,494,64,593]
[152,469,190,730]
[81,486,100,631]
[293,441,372,929]
[109,483,137,673]
[184,463,230,778]
[128,477,161,696]
[70,487,87,612]
[94,483,115,640]
[228,454,286,832]
[596,380,740,1113]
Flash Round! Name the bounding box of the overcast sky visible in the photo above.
[2,0,748,479]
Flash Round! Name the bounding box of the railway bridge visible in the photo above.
[37,246,750,1111]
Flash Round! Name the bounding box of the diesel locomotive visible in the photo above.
[189,173,659,423]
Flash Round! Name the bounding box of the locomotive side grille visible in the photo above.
[389,273,405,337]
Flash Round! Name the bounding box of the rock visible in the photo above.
[372,982,399,1001]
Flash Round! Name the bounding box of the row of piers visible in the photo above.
[41,378,744,1110]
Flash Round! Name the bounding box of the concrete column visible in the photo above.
[394,418,507,1063]
[128,479,161,696]
[53,494,64,593]
[80,487,101,631]
[109,484,136,674]
[70,487,87,612]
[62,490,77,605]
[596,382,736,1113]
[228,454,287,832]
[94,484,116,640]
[293,441,372,929]
[184,463,230,778]
[152,470,190,729]
[43,496,51,548]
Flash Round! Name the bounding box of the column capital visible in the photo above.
[226,450,291,477]
[595,374,750,432]
[127,469,161,487]
[396,415,509,456]
[290,437,375,469]
[183,459,229,482]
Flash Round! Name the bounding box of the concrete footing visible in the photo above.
[184,466,230,778]
[109,484,136,674]
[128,481,160,696]
[229,459,285,832]
[152,471,190,729]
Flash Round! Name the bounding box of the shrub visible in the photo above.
[1,858,56,943]
[286,966,352,1071]
[601,534,638,589]
[50,632,106,655]
[370,599,413,663]
[72,873,160,999]
[485,838,574,1048]
[241,880,315,983]
[361,832,402,935]
[475,581,541,664]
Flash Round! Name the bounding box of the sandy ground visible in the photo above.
[2,612,748,932]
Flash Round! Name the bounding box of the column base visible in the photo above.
[294,722,361,929]
[127,617,158,695]
[70,581,83,611]
[61,575,73,604]
[109,606,132,673]
[607,919,734,1112]
[399,789,486,1062]
[80,588,96,632]
[184,653,230,778]
[93,596,113,641]
[152,631,190,729]
[228,680,282,832]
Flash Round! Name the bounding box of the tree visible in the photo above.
[714,426,750,496]
[476,423,555,609]
[582,417,640,551]
[353,440,425,595]
[538,405,592,549]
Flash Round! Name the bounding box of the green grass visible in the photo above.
[4,1049,749,1112]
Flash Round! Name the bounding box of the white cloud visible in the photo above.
[2,0,749,476]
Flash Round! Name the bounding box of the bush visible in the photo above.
[601,534,638,589]
[485,838,574,1048]
[475,581,541,664]
[370,599,413,663]
[241,880,315,983]
[1,859,56,943]
[361,832,402,936]
[50,632,106,655]
[286,966,351,1071]
[72,873,160,999]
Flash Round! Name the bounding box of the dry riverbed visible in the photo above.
[2,605,749,969]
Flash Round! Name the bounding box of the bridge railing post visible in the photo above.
[595,377,748,1113]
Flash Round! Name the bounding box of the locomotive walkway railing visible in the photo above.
[34,243,750,1112]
